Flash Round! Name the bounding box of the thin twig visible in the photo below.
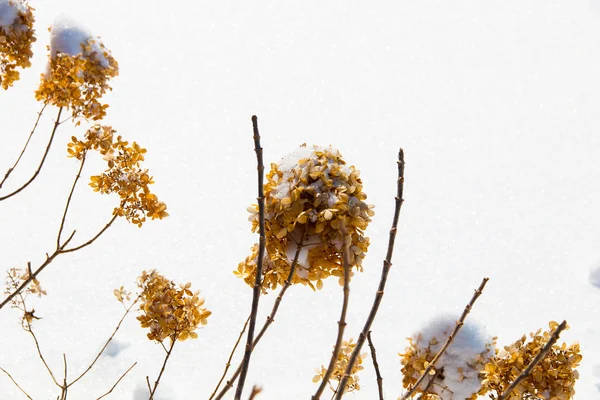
[68,295,141,387]
[235,115,267,400]
[498,320,568,400]
[96,362,137,399]
[400,277,489,400]
[209,315,251,400]
[0,103,48,190]
[61,354,68,400]
[57,152,87,248]
[0,367,33,399]
[248,386,262,400]
[416,368,442,399]
[60,214,118,254]
[367,332,384,400]
[214,227,307,400]
[313,232,352,399]
[149,337,176,400]
[0,106,63,201]
[334,149,405,400]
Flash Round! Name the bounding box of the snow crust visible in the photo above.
[49,14,109,67]
[412,314,494,400]
[0,0,26,30]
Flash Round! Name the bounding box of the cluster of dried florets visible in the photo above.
[4,268,46,328]
[0,0,35,89]
[235,144,374,291]
[68,124,168,226]
[135,270,211,342]
[35,16,118,122]
[399,317,496,400]
[313,338,366,394]
[479,321,582,400]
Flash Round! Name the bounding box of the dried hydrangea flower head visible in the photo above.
[136,270,211,343]
[399,315,496,400]
[479,321,581,400]
[0,0,35,89]
[313,338,366,394]
[68,124,168,226]
[4,268,46,328]
[35,14,118,122]
[236,144,374,291]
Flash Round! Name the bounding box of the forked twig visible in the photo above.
[313,232,352,399]
[367,331,384,400]
[235,115,267,400]
[0,103,48,190]
[209,315,251,400]
[334,148,405,399]
[497,320,567,400]
[149,337,177,400]
[96,362,137,399]
[400,277,489,400]
[0,106,63,201]
[214,227,307,400]
[0,367,33,399]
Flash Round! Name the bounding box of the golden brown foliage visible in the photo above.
[35,30,118,122]
[479,321,582,400]
[0,0,35,89]
[68,124,168,226]
[235,145,374,291]
[313,338,366,394]
[135,270,211,343]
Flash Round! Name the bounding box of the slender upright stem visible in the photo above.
[57,152,87,248]
[400,277,489,400]
[0,106,63,201]
[0,103,47,190]
[214,227,307,400]
[367,332,384,400]
[334,149,405,400]
[149,337,176,400]
[313,232,352,399]
[209,315,251,400]
[235,115,267,400]
[497,320,567,400]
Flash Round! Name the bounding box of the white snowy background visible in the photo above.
[1,0,600,399]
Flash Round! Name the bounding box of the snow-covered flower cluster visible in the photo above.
[235,144,374,291]
[35,15,118,122]
[313,338,366,394]
[68,124,168,226]
[0,0,35,89]
[399,315,496,400]
[136,270,211,343]
[479,321,582,400]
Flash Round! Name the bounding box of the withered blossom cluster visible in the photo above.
[479,321,582,400]
[135,270,211,342]
[35,26,118,122]
[4,267,46,328]
[235,145,374,291]
[0,0,35,89]
[68,124,168,226]
[313,338,366,394]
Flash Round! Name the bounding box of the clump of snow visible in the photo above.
[0,0,26,30]
[589,261,600,289]
[407,314,495,400]
[49,14,109,67]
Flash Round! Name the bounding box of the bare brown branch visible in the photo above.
[96,362,137,400]
[313,231,352,399]
[0,103,48,190]
[497,320,568,400]
[0,106,63,201]
[400,277,489,400]
[0,367,33,399]
[334,148,405,400]
[235,115,266,400]
[149,337,176,400]
[367,331,384,400]
[248,385,262,400]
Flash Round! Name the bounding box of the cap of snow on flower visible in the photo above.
[35,14,118,122]
[0,0,35,89]
[399,314,496,400]
[235,144,374,291]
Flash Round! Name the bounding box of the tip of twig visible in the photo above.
[251,115,258,123]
